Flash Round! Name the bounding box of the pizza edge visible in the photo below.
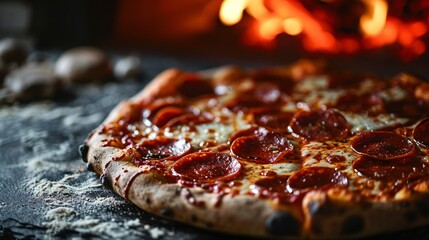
[84,63,429,239]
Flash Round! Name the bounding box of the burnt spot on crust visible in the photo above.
[403,210,419,223]
[341,215,364,235]
[160,208,174,217]
[100,174,112,189]
[311,222,322,235]
[265,212,300,236]
[86,162,95,172]
[205,222,214,228]
[78,144,89,162]
[416,199,429,217]
[146,197,152,205]
[191,215,198,223]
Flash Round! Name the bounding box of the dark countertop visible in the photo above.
[1,54,429,239]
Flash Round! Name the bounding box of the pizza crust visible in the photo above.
[87,112,302,238]
[85,64,429,239]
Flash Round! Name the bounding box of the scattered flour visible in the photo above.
[43,207,146,238]
[148,227,166,239]
[26,173,102,197]
[0,102,83,121]
[63,112,104,127]
[91,197,123,206]
[20,129,49,152]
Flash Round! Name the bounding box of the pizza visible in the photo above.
[82,60,429,238]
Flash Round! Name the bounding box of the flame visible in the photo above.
[360,0,388,36]
[219,0,429,59]
[260,17,283,40]
[283,18,303,36]
[219,0,248,26]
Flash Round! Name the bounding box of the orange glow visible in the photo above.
[219,0,248,26]
[360,0,388,36]
[412,40,426,55]
[219,0,428,58]
[246,0,269,20]
[410,22,427,37]
[283,18,303,36]
[259,17,283,40]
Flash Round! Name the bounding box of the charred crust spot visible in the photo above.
[266,212,300,236]
[191,215,198,222]
[341,215,364,235]
[146,198,152,205]
[86,162,95,172]
[206,222,214,228]
[311,223,322,235]
[101,174,112,189]
[79,144,89,162]
[404,211,419,223]
[399,201,411,208]
[160,208,174,217]
[416,199,429,216]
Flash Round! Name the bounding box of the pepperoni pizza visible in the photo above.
[82,60,429,238]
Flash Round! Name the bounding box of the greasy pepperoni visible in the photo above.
[164,112,213,128]
[335,92,384,115]
[254,111,294,131]
[142,97,185,119]
[137,138,191,160]
[252,83,281,104]
[289,109,350,141]
[231,128,294,164]
[152,106,186,127]
[351,131,416,160]
[251,70,295,93]
[414,118,429,148]
[226,98,280,113]
[228,126,260,144]
[172,152,241,182]
[178,75,214,98]
[353,156,429,182]
[254,176,289,193]
[385,99,429,118]
[287,167,348,191]
[226,83,282,113]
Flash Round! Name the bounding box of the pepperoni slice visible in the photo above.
[142,97,185,119]
[351,131,416,160]
[137,138,191,160]
[254,176,289,193]
[178,75,214,98]
[228,126,260,144]
[254,111,294,131]
[289,109,350,141]
[413,118,429,149]
[252,83,281,104]
[287,167,348,191]
[152,106,186,127]
[353,156,429,182]
[226,83,282,113]
[251,70,295,93]
[231,128,294,164]
[172,152,241,182]
[336,92,384,115]
[164,112,213,128]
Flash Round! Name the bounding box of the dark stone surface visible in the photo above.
[0,55,241,240]
[0,54,428,240]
